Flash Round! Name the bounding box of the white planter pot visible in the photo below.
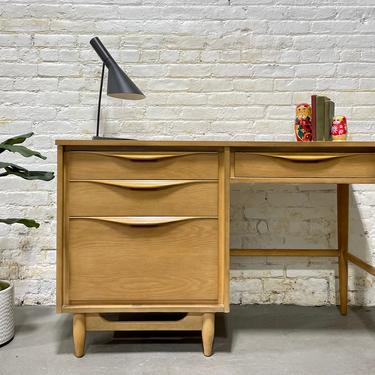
[0,281,15,346]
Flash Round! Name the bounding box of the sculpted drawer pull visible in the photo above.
[93,152,197,162]
[257,153,353,162]
[73,179,211,190]
[72,216,214,226]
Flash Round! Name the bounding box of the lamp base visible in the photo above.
[92,136,136,140]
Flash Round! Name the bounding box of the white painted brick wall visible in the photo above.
[0,0,375,306]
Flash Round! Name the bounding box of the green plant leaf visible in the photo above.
[0,133,52,231]
[2,132,34,145]
[0,281,10,291]
[0,132,46,159]
[0,144,46,159]
[0,162,55,181]
[0,218,40,228]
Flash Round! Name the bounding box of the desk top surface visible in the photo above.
[56,139,375,152]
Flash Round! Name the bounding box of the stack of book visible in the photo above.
[311,95,335,141]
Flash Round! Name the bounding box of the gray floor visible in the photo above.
[1,305,375,375]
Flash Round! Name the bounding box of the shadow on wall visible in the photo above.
[0,224,56,306]
[349,185,375,306]
[230,184,375,306]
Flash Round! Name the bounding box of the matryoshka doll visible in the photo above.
[331,115,347,141]
[295,103,312,142]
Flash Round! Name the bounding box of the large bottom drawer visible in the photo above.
[67,217,219,305]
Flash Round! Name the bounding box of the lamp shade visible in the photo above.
[90,37,145,100]
[107,64,144,100]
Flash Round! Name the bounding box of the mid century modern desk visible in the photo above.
[56,140,375,357]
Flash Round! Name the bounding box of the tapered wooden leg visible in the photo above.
[337,184,349,316]
[73,313,86,358]
[202,313,215,357]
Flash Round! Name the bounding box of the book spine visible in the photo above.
[328,101,335,141]
[316,96,325,141]
[311,95,317,141]
[324,98,330,141]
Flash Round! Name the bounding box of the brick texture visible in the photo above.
[0,0,374,306]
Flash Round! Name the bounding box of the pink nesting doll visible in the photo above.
[295,103,312,142]
[331,115,347,141]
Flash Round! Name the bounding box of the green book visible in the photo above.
[328,100,335,141]
[323,98,335,141]
[315,96,326,141]
[315,96,334,141]
[324,98,330,141]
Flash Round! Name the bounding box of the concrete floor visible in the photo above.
[1,305,375,375]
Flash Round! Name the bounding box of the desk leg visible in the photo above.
[202,313,215,357]
[73,313,86,357]
[337,184,349,316]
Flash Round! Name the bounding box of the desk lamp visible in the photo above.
[90,37,145,139]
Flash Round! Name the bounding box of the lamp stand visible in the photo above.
[93,63,105,139]
[92,63,135,141]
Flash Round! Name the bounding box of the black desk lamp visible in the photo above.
[90,37,145,139]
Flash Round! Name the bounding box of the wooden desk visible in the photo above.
[56,140,375,357]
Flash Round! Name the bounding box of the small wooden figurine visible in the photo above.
[295,103,313,142]
[331,115,347,141]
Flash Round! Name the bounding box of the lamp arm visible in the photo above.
[95,63,105,138]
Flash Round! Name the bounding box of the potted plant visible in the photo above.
[0,133,54,346]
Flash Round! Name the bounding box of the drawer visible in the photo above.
[68,180,218,217]
[234,152,375,179]
[67,151,218,180]
[68,217,218,304]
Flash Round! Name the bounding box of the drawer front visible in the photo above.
[67,151,218,180]
[68,217,219,304]
[234,152,375,179]
[68,180,218,217]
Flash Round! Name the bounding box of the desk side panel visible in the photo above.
[219,148,230,312]
[56,145,64,313]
